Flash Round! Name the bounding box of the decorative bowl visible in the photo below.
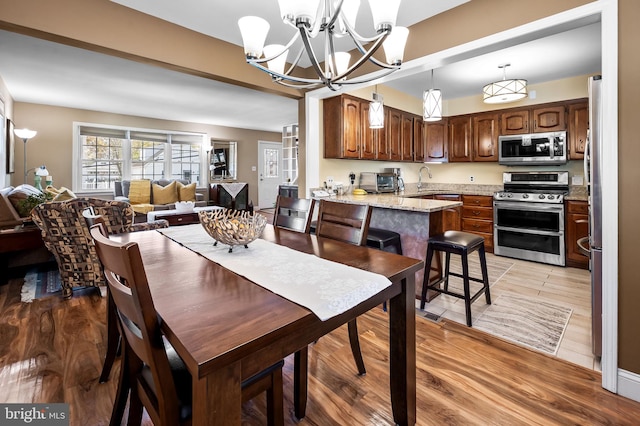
[198,209,267,252]
[175,201,195,212]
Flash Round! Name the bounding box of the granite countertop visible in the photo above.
[327,182,589,211]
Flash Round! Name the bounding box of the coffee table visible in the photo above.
[147,206,223,226]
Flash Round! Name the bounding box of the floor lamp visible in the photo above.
[14,128,37,184]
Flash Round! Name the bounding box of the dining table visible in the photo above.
[112,223,423,425]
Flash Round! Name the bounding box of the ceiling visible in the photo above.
[0,1,601,133]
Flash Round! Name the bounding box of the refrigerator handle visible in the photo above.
[584,129,590,189]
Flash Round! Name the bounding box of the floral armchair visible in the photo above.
[31,197,169,299]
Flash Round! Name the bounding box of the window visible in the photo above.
[75,124,205,192]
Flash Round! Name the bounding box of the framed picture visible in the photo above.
[6,118,14,174]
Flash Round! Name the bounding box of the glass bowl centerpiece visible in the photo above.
[198,209,267,252]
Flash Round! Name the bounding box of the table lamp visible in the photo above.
[34,166,49,191]
[14,128,38,184]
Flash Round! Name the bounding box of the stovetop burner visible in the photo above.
[495,171,569,204]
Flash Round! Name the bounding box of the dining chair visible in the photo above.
[89,224,285,426]
[272,195,316,233]
[293,199,372,419]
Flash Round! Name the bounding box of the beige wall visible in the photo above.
[0,75,14,188]
[12,102,281,205]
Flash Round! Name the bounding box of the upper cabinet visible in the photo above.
[324,95,585,164]
[568,100,589,160]
[532,105,566,132]
[472,112,500,162]
[448,116,473,162]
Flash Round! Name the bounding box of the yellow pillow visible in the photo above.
[177,182,197,202]
[128,180,151,204]
[52,187,76,202]
[152,181,179,205]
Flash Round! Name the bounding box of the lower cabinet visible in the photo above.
[565,200,589,269]
[461,195,494,253]
[434,194,462,231]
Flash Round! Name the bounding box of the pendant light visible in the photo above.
[483,63,527,104]
[423,69,442,122]
[369,88,384,129]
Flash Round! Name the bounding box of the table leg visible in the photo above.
[294,347,308,419]
[192,361,242,426]
[389,275,416,426]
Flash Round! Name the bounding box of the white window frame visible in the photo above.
[72,122,207,194]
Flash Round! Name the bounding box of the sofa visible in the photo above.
[1,184,77,229]
[114,179,206,215]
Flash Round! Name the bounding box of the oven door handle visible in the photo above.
[493,202,564,212]
[494,225,564,237]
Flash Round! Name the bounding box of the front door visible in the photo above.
[258,141,282,210]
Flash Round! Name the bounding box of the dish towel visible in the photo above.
[157,225,391,321]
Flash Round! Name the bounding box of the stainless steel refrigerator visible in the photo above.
[586,75,603,357]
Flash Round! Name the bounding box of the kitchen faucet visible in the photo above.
[417,165,432,192]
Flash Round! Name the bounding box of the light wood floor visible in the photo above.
[2,267,639,425]
[420,252,597,371]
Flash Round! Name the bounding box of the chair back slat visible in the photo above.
[315,200,371,246]
[273,195,315,234]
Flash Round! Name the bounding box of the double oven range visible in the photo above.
[493,171,569,266]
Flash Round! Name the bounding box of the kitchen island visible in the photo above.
[328,190,466,301]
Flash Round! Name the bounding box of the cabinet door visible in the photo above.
[425,119,448,162]
[532,106,566,132]
[472,112,499,161]
[448,116,472,162]
[387,109,403,161]
[566,200,589,269]
[401,113,414,161]
[434,194,461,231]
[413,118,425,162]
[342,96,361,158]
[359,102,377,160]
[568,101,588,160]
[501,110,530,134]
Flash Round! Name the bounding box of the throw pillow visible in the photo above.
[128,180,151,204]
[52,187,77,202]
[7,184,44,217]
[177,181,197,202]
[152,181,179,205]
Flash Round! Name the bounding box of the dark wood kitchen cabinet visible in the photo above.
[386,108,403,161]
[448,115,473,162]
[413,118,424,161]
[401,113,414,161]
[423,119,448,163]
[359,102,380,160]
[566,200,589,269]
[323,95,361,159]
[501,109,530,134]
[461,195,494,253]
[532,105,566,132]
[435,194,461,231]
[472,112,499,161]
[568,100,589,160]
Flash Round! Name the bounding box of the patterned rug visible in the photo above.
[21,267,63,302]
[474,293,573,355]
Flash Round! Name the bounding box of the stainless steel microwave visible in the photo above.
[498,131,567,165]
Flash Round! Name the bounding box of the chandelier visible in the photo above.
[483,64,527,104]
[238,0,409,91]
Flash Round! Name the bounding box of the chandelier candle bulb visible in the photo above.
[238,16,270,59]
[382,26,409,65]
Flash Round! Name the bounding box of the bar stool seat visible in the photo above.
[420,230,491,326]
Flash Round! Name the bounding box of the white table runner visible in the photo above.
[157,225,391,321]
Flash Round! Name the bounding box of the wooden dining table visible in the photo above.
[112,224,423,425]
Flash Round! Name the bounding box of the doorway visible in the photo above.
[257,140,282,210]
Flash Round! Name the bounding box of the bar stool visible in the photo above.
[310,222,403,255]
[420,230,491,326]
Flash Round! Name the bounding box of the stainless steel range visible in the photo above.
[493,171,569,266]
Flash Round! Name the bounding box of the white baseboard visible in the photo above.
[618,369,640,403]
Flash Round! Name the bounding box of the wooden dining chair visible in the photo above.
[293,199,372,419]
[272,195,316,233]
[89,224,285,426]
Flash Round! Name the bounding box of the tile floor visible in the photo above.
[419,252,599,371]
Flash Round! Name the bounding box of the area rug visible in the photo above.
[473,293,573,355]
[21,267,63,303]
[443,254,514,292]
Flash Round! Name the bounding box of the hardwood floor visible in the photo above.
[2,269,639,425]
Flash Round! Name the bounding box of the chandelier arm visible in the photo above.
[335,68,399,86]
[299,25,329,84]
[283,45,306,77]
[333,32,391,81]
[246,60,323,85]
[326,0,343,29]
[342,19,388,44]
[253,31,301,64]
[342,28,396,70]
